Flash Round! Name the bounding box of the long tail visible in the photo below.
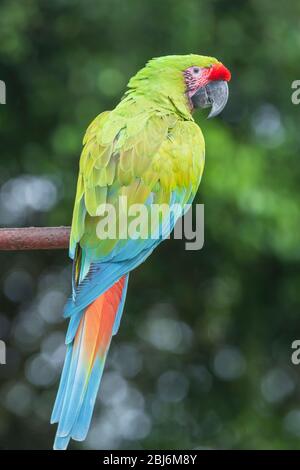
[51,274,128,450]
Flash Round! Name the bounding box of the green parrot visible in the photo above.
[51,54,231,449]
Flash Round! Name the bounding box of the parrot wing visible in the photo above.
[66,106,205,321]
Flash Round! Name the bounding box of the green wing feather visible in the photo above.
[70,98,205,263]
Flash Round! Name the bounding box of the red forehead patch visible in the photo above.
[208,63,231,82]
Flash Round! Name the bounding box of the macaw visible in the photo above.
[51,54,231,449]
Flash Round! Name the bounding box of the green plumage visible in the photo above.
[70,54,222,260]
[53,54,230,451]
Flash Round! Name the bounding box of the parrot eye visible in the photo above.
[193,67,200,74]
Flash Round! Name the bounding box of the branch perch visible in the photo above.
[0,227,70,251]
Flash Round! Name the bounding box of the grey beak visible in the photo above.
[191,80,229,118]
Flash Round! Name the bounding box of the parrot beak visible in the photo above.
[191,80,229,118]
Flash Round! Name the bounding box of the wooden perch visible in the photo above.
[0,227,70,251]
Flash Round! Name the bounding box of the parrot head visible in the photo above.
[183,60,231,118]
[127,54,231,119]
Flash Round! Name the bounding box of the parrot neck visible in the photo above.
[126,71,193,120]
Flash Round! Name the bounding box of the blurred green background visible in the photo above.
[0,0,300,450]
